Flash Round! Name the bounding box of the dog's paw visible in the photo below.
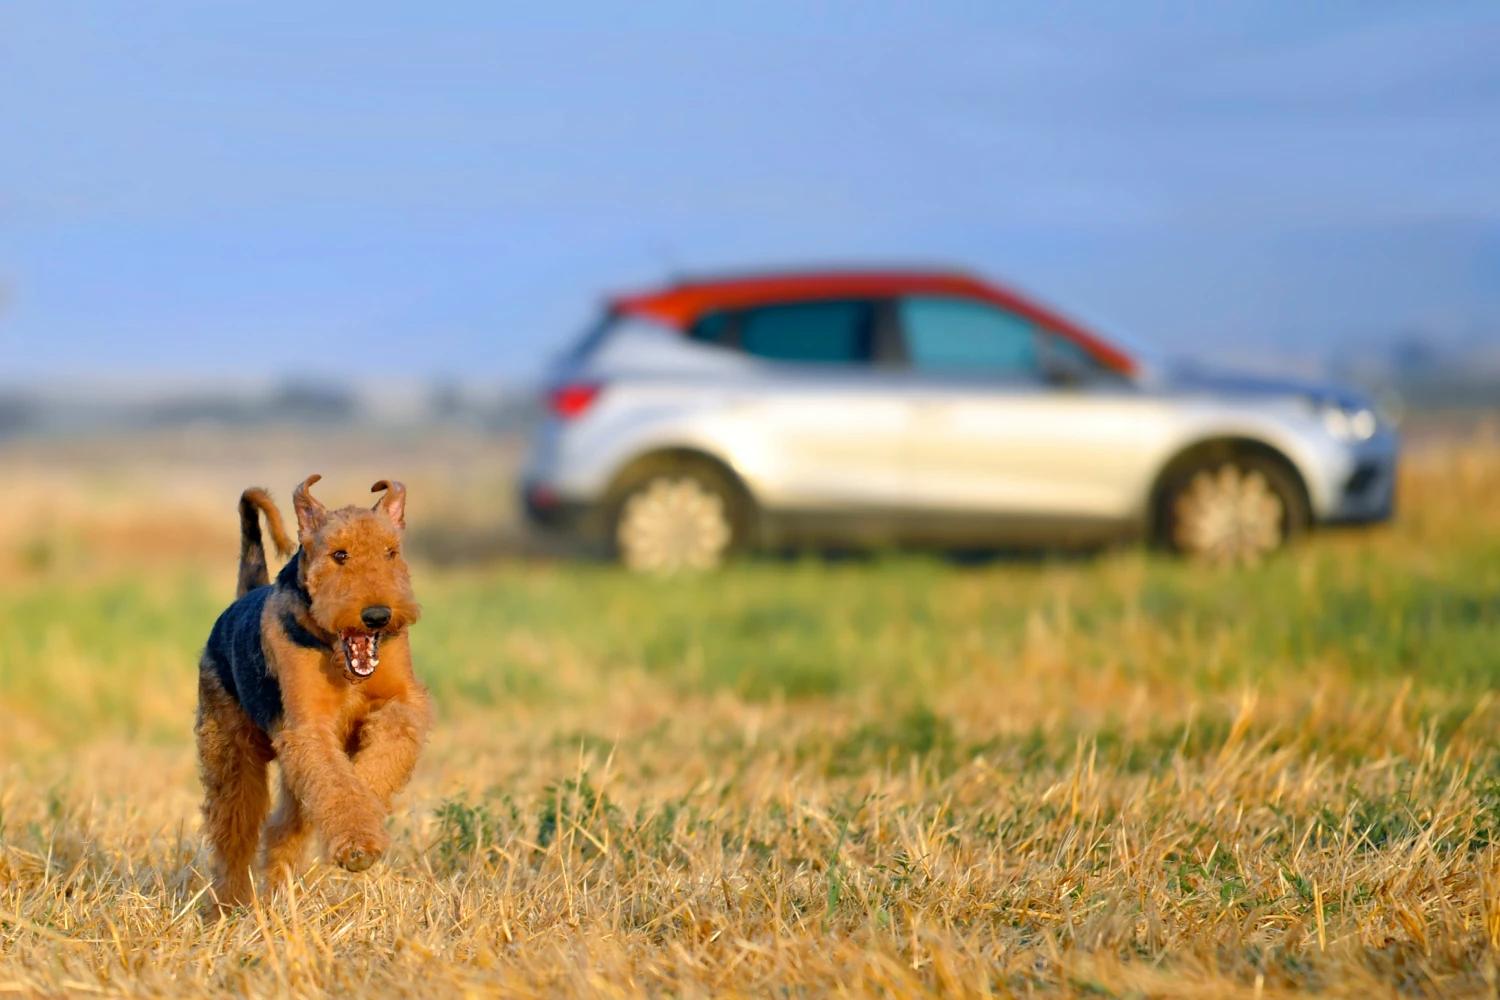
[327,826,389,873]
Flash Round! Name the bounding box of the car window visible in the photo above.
[738,300,873,364]
[565,311,619,361]
[1038,330,1113,380]
[688,310,733,346]
[899,296,1038,375]
[564,310,678,363]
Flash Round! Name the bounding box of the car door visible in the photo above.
[700,298,911,514]
[894,295,1168,527]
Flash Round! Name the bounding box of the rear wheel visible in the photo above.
[608,460,747,573]
[1159,453,1308,564]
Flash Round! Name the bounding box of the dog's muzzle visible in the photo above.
[339,630,381,678]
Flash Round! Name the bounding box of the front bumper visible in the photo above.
[1320,439,1398,525]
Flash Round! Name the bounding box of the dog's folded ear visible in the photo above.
[293,474,329,537]
[371,479,406,530]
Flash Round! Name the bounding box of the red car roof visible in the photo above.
[609,268,1137,375]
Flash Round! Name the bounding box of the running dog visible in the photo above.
[196,475,431,909]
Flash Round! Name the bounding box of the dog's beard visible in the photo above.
[339,630,381,678]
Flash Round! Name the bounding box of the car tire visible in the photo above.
[1157,452,1309,564]
[607,458,749,573]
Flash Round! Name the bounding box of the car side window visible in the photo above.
[899,296,1038,376]
[1037,330,1113,381]
[688,310,734,346]
[737,300,874,364]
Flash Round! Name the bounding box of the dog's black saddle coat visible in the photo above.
[204,554,330,735]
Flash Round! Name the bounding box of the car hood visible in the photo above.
[1142,361,1371,410]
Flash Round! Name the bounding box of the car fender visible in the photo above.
[1135,398,1346,520]
[544,382,758,502]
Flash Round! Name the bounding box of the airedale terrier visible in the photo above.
[196,475,431,910]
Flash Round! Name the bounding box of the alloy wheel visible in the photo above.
[616,476,734,573]
[1172,464,1286,564]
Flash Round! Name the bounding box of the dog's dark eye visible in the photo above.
[331,550,348,565]
[386,549,396,559]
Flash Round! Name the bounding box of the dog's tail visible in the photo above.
[237,488,295,598]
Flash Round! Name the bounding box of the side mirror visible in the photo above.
[1037,333,1105,388]
[1040,351,1088,387]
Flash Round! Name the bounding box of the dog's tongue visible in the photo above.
[340,630,380,678]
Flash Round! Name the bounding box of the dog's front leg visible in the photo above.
[348,634,433,808]
[268,636,395,872]
[274,724,389,871]
[352,692,432,809]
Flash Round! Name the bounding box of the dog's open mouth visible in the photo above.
[339,630,381,678]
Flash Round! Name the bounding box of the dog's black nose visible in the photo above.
[361,605,392,630]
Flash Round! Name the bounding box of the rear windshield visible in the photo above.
[566,310,678,362]
[566,312,618,361]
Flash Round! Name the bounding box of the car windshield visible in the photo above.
[1046,299,1165,371]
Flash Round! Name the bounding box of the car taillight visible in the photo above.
[548,382,603,419]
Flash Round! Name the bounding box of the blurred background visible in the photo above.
[2,1,1498,566]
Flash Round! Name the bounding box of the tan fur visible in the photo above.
[237,487,295,599]
[197,476,432,912]
[195,668,274,907]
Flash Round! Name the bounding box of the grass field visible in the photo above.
[3,432,1500,997]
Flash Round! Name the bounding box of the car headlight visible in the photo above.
[1320,401,1379,441]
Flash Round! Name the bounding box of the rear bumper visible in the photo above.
[521,481,597,534]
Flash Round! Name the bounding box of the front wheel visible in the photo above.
[610,465,744,574]
[1159,454,1308,564]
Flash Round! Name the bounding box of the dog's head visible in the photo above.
[291,474,422,680]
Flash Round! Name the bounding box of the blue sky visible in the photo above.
[2,1,1497,381]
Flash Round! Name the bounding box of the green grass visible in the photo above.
[6,535,1498,750]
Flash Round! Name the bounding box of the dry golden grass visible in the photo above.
[3,428,1500,997]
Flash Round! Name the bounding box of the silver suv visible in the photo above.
[522,269,1397,571]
